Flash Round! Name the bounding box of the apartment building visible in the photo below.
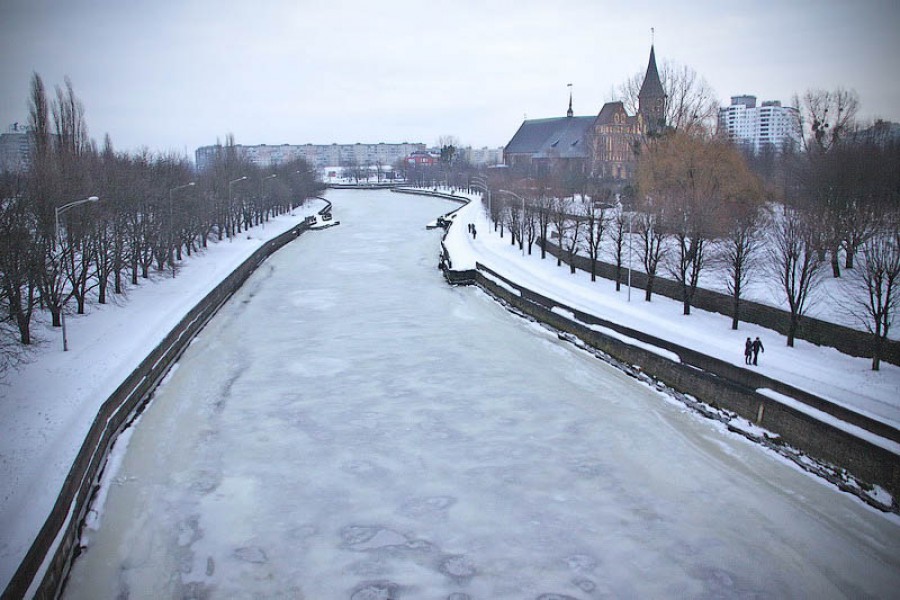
[718,95,801,154]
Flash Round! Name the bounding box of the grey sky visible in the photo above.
[1,0,897,157]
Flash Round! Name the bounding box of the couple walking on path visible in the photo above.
[745,337,764,366]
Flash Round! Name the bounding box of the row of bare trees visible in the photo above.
[474,119,899,369]
[0,74,323,375]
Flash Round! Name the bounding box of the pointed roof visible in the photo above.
[638,45,665,100]
[504,116,595,159]
[567,85,574,118]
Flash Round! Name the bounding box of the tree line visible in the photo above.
[0,74,324,374]
[471,88,899,370]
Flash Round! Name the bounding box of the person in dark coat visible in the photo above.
[752,336,764,365]
[744,338,753,365]
[472,225,477,239]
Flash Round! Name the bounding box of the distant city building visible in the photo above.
[850,120,900,147]
[0,123,32,173]
[405,150,440,167]
[718,96,801,154]
[503,44,666,181]
[195,142,426,171]
[460,146,504,166]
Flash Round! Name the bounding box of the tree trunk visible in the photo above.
[645,275,654,302]
[787,315,799,347]
[731,295,741,330]
[16,310,31,345]
[871,330,883,371]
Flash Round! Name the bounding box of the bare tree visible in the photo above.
[769,207,825,346]
[720,200,767,330]
[845,227,900,370]
[550,195,575,268]
[644,134,764,315]
[609,209,630,291]
[562,203,586,274]
[638,209,666,302]
[0,172,39,345]
[581,185,611,281]
[796,88,860,153]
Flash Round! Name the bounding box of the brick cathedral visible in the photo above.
[503,45,666,182]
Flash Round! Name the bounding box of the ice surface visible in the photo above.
[63,190,900,598]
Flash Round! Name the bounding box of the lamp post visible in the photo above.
[471,176,491,216]
[499,189,526,257]
[227,176,248,241]
[55,195,100,351]
[168,182,195,275]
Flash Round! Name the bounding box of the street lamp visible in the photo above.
[168,182,195,275]
[55,195,100,351]
[227,176,248,240]
[498,189,526,257]
[471,176,491,216]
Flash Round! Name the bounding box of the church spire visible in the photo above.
[566,83,573,118]
[638,38,666,134]
[638,44,664,101]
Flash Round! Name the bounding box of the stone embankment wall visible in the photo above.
[3,202,331,600]
[539,239,900,366]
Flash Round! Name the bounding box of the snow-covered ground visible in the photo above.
[1,189,899,595]
[0,201,324,592]
[438,190,900,431]
[62,191,900,598]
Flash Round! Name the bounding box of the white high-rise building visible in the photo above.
[718,95,801,154]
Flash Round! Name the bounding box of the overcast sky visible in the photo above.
[1,0,898,157]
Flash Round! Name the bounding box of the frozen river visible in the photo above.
[65,190,900,599]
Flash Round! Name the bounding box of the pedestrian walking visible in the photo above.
[744,337,753,365]
[472,225,477,239]
[752,336,764,366]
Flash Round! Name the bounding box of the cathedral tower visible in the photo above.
[638,45,666,135]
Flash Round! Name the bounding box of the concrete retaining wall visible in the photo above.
[3,218,318,600]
